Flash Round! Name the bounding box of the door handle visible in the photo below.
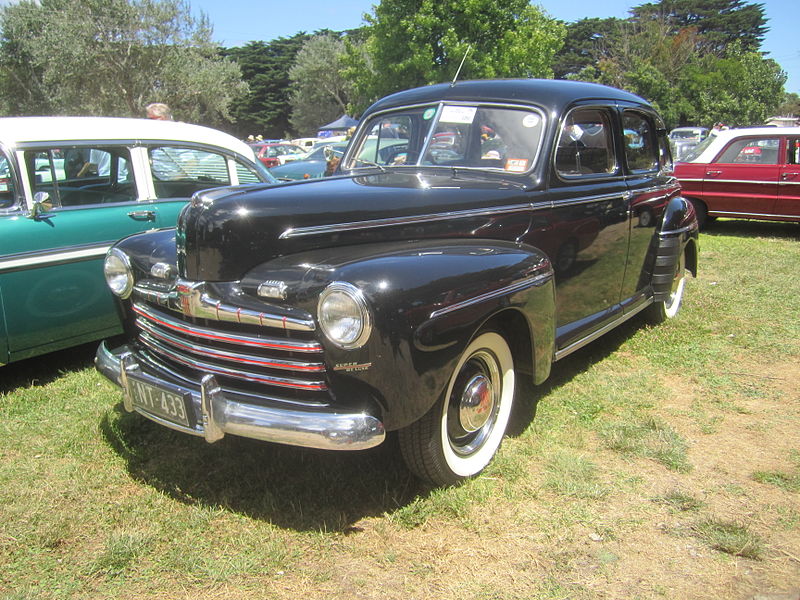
[705,170,722,176]
[128,209,156,221]
[782,172,800,180]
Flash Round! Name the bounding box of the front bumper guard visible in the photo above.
[95,341,386,451]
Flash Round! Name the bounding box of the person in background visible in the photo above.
[146,103,172,120]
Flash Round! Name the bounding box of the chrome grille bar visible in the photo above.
[136,316,325,373]
[139,333,328,391]
[133,303,322,353]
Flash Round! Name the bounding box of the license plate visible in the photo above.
[126,374,192,428]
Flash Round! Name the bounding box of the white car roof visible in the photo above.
[0,116,254,159]
[682,126,800,163]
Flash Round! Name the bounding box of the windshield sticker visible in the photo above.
[440,106,477,124]
[423,107,436,120]
[505,158,529,172]
[522,114,540,128]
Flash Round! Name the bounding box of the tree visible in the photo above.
[343,0,565,115]
[225,33,310,139]
[631,0,768,54]
[289,34,353,136]
[776,93,800,118]
[680,44,786,126]
[0,0,246,125]
[552,17,624,79]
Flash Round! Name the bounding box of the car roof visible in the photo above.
[0,116,254,158]
[365,79,651,115]
[684,126,800,163]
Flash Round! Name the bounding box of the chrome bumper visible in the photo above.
[95,341,386,451]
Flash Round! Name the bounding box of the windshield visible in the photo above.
[344,103,545,173]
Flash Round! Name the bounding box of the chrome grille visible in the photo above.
[132,301,328,396]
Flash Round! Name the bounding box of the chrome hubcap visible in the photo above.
[447,350,501,457]
[459,374,494,432]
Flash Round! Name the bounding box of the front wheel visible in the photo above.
[645,249,687,324]
[399,331,515,486]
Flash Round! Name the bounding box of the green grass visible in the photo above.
[1,220,798,599]
[694,518,764,560]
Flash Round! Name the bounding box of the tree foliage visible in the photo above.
[225,33,311,139]
[552,17,623,79]
[559,0,783,128]
[0,0,246,125]
[631,0,768,54]
[288,33,354,136]
[344,0,565,115]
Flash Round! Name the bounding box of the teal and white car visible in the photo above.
[0,117,274,365]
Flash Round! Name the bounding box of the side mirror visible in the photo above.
[28,191,54,220]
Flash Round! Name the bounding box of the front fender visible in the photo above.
[241,239,555,430]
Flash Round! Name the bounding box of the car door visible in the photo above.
[703,135,780,218]
[0,143,161,361]
[776,136,800,219]
[543,105,631,350]
[618,108,677,306]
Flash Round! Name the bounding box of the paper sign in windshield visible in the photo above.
[505,159,529,172]
[440,106,477,124]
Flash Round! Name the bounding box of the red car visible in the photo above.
[249,142,306,168]
[674,127,800,227]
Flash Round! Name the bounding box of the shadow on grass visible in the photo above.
[702,219,799,240]
[0,341,97,393]
[99,314,644,532]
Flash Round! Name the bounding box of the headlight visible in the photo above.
[318,282,372,349]
[104,248,134,299]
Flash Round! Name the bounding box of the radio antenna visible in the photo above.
[451,44,472,87]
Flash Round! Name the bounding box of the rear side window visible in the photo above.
[716,138,780,164]
[0,151,16,209]
[25,146,134,207]
[149,147,231,198]
[555,108,616,177]
[622,112,659,173]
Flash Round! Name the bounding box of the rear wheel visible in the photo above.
[645,249,687,324]
[399,331,515,486]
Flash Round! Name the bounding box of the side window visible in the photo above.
[786,138,800,165]
[25,146,134,207]
[716,138,779,164]
[0,150,16,209]
[555,108,616,177]
[149,147,231,198]
[622,112,659,172]
[235,160,271,184]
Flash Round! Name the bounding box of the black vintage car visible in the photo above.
[97,80,698,485]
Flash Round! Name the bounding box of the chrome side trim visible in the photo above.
[133,303,322,352]
[554,301,651,361]
[139,332,328,391]
[96,342,385,451]
[279,202,542,239]
[705,179,780,185]
[551,191,628,209]
[709,210,800,219]
[0,241,110,273]
[133,280,316,331]
[429,271,553,320]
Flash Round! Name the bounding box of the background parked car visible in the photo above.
[0,116,274,365]
[250,142,306,168]
[674,126,800,227]
[268,142,348,180]
[668,126,710,161]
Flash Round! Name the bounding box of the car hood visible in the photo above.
[178,170,532,281]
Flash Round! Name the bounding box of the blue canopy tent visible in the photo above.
[317,115,359,138]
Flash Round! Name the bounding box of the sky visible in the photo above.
[190,0,800,95]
